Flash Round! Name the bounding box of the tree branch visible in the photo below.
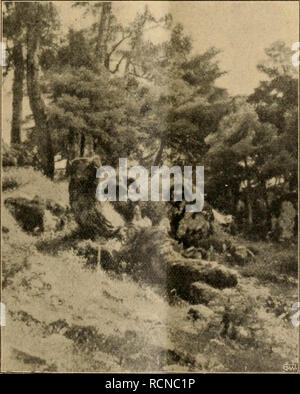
[109,54,126,74]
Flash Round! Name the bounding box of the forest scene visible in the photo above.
[1,1,299,372]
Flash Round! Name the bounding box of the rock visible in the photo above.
[4,195,67,234]
[189,282,221,305]
[174,203,234,248]
[4,196,45,234]
[168,260,238,294]
[177,210,213,247]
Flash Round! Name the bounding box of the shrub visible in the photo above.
[241,246,298,283]
[2,176,19,191]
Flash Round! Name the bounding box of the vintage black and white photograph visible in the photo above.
[1,0,299,373]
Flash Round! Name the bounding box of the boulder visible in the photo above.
[177,210,213,247]
[174,203,233,248]
[4,195,67,234]
[2,226,9,234]
[168,259,238,294]
[4,196,45,234]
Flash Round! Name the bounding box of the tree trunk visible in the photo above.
[26,25,54,179]
[96,2,111,66]
[83,134,95,157]
[246,193,253,227]
[11,42,24,145]
[243,160,253,229]
[66,129,81,175]
[153,138,165,166]
[69,129,81,159]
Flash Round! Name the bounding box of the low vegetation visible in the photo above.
[2,167,298,372]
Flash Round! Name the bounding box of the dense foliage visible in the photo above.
[3,2,298,238]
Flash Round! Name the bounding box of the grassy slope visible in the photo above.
[1,167,298,372]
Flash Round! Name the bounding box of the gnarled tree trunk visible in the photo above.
[96,2,112,66]
[26,25,54,179]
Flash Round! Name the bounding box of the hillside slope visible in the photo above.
[1,167,298,372]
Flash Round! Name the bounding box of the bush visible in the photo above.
[275,250,298,276]
[2,142,36,167]
[2,176,19,191]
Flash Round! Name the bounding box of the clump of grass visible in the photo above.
[241,247,298,283]
[275,251,298,276]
